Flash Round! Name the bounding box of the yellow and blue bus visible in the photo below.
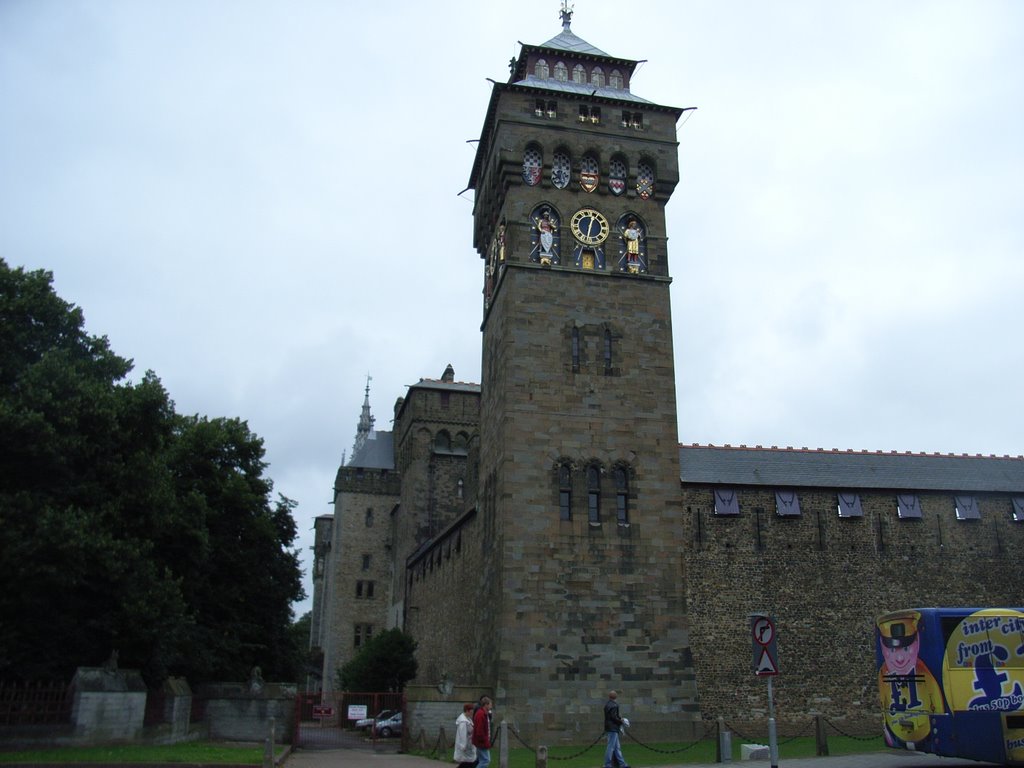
[877,607,1024,765]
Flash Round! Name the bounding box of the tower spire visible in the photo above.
[350,374,375,462]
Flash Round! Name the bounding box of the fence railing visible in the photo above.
[0,681,72,726]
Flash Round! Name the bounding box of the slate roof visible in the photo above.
[408,378,481,395]
[538,27,609,56]
[679,444,1024,493]
[512,75,655,105]
[348,431,395,470]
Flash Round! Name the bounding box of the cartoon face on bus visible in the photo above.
[877,610,946,749]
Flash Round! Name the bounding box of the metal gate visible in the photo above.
[294,691,404,750]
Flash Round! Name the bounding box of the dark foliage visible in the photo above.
[0,260,305,685]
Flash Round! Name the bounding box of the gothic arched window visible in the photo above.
[572,64,586,84]
[558,462,572,520]
[535,59,549,79]
[551,150,571,189]
[609,156,627,196]
[637,161,655,200]
[587,465,601,525]
[614,467,629,526]
[523,145,542,186]
[554,62,568,82]
[609,69,624,89]
[580,154,599,192]
[591,67,605,87]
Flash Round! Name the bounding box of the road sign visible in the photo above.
[312,705,334,718]
[750,614,780,676]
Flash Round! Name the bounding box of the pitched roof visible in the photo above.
[679,444,1024,493]
[348,431,394,470]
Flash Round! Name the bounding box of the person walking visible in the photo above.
[472,695,493,768]
[453,702,477,768]
[603,690,630,768]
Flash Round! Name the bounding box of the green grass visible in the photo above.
[0,742,287,765]
[414,735,889,768]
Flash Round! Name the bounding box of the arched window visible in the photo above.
[535,58,549,79]
[434,430,451,452]
[572,64,586,84]
[603,328,613,374]
[609,156,627,196]
[571,326,580,372]
[558,463,572,520]
[609,69,623,89]
[614,467,629,526]
[587,465,601,525]
[523,145,542,186]
[554,62,568,82]
[551,150,571,189]
[365,508,373,527]
[591,67,605,87]
[580,154,599,192]
[457,478,464,500]
[637,161,655,200]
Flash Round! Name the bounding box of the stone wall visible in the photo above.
[195,682,296,743]
[70,667,147,743]
[404,509,488,690]
[681,485,1024,733]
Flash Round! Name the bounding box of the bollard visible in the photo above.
[263,716,275,768]
[716,716,733,763]
[499,720,509,768]
[718,728,732,763]
[815,715,829,756]
[535,744,548,768]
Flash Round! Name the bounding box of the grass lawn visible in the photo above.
[0,742,287,765]
[413,734,889,767]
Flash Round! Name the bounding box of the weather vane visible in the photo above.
[560,0,574,28]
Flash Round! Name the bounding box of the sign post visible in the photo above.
[750,614,779,768]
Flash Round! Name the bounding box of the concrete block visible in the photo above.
[741,743,770,760]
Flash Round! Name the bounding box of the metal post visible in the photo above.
[499,720,509,768]
[766,678,778,768]
[263,716,275,768]
[535,744,548,768]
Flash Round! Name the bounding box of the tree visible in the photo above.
[0,259,304,683]
[337,629,418,692]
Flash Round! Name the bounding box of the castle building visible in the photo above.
[312,6,1024,742]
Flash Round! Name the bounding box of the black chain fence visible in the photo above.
[417,715,880,761]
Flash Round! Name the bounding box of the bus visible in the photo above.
[877,607,1024,765]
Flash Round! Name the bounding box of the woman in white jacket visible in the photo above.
[454,702,477,767]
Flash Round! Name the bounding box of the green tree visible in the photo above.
[337,629,417,692]
[0,259,304,683]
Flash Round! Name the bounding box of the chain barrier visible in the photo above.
[723,720,757,742]
[777,717,815,745]
[623,719,716,755]
[824,717,881,741]
[429,715,879,761]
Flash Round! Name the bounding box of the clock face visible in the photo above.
[570,208,610,245]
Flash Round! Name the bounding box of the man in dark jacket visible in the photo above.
[603,690,630,768]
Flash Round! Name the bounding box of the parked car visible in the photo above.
[374,711,402,737]
[355,708,396,730]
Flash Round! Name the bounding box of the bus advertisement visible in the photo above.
[876,607,1024,765]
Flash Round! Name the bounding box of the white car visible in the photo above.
[355,708,396,730]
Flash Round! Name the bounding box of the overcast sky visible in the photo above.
[3,0,1022,617]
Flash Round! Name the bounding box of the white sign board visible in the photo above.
[347,704,368,721]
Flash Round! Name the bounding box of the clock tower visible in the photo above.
[467,5,701,737]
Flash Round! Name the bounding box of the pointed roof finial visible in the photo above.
[560,0,574,31]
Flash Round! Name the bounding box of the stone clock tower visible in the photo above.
[467,5,701,738]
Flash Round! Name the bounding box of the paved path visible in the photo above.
[281,746,1000,768]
